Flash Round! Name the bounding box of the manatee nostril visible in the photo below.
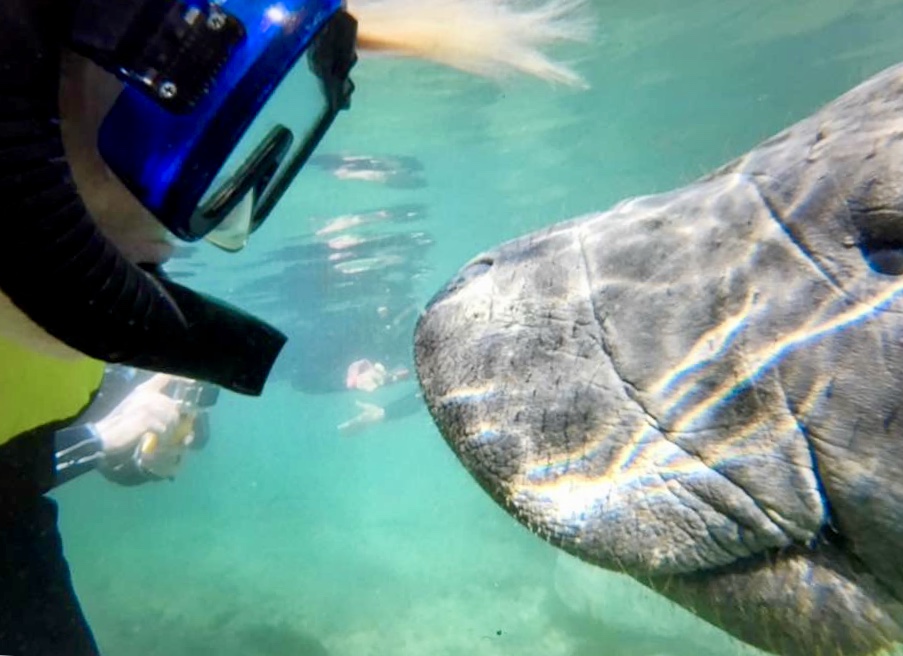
[424,256,495,309]
[861,244,903,275]
[851,209,903,275]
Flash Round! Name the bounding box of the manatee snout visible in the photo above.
[415,62,903,656]
[415,216,903,656]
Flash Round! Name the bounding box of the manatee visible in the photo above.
[414,62,903,656]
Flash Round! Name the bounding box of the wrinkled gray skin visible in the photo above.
[415,63,903,656]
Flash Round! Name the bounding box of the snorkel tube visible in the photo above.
[0,0,303,395]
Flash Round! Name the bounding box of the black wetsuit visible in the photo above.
[0,1,107,644]
[0,368,144,656]
[0,426,102,655]
[0,497,100,655]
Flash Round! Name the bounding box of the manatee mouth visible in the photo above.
[649,541,903,656]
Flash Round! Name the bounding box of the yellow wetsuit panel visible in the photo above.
[0,335,104,444]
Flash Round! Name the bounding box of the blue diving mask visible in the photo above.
[70,0,357,251]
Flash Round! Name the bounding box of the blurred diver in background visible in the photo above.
[311,153,427,189]
[231,207,433,394]
[224,200,431,430]
[338,393,424,435]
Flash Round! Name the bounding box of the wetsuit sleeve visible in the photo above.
[51,366,141,487]
[0,420,70,498]
[53,424,104,486]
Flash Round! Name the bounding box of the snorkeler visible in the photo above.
[0,0,589,653]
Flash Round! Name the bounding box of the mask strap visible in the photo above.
[67,0,244,112]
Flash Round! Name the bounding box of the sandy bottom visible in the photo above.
[63,511,765,656]
[50,385,893,656]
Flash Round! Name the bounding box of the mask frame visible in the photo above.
[71,0,356,243]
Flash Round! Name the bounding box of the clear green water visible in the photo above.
[54,1,903,654]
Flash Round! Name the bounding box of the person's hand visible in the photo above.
[94,373,184,454]
[337,401,386,434]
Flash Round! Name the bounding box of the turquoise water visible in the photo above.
[54,2,903,654]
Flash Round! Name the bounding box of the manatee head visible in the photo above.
[415,63,903,656]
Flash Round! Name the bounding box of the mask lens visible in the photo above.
[196,10,356,250]
[204,185,255,251]
[197,52,328,250]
